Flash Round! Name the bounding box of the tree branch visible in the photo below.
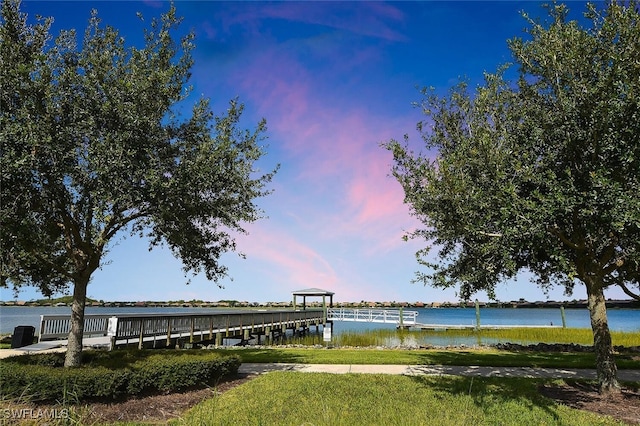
[33,251,74,280]
[602,257,624,276]
[103,209,150,241]
[477,231,503,238]
[617,282,640,302]
[547,225,583,250]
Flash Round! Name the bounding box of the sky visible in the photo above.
[5,1,629,304]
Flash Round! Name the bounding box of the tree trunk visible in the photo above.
[585,278,621,394]
[64,275,89,367]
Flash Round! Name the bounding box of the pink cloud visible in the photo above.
[190,6,427,299]
[236,223,340,292]
[226,48,422,253]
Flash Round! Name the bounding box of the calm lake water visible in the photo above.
[1,306,639,335]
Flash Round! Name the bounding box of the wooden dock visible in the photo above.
[326,308,418,326]
[26,308,566,352]
[37,309,326,350]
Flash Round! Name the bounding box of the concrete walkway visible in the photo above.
[0,347,67,358]
[238,363,640,382]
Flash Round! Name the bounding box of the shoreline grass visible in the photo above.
[288,327,640,348]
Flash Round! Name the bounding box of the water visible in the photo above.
[331,307,639,334]
[1,305,639,335]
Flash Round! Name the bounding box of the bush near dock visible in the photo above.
[0,350,240,402]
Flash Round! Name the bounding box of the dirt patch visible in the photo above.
[78,374,257,424]
[539,382,640,425]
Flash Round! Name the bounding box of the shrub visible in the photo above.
[0,349,240,402]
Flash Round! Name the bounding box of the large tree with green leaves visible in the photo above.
[0,0,276,367]
[385,1,639,394]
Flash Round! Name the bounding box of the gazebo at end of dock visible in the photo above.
[292,288,334,311]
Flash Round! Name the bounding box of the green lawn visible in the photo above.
[171,373,626,425]
[207,346,640,370]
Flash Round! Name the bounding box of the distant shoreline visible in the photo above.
[1,299,638,309]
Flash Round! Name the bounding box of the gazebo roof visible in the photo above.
[292,287,335,296]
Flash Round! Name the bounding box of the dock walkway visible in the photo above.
[33,309,325,351]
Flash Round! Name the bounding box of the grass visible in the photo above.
[3,327,639,425]
[171,373,626,425]
[206,346,640,370]
[4,340,638,425]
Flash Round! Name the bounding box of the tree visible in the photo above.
[385,1,639,394]
[0,0,277,367]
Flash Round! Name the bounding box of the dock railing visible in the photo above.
[39,314,112,341]
[326,308,418,326]
[39,309,326,349]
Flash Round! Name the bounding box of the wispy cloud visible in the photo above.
[174,2,426,303]
[234,222,339,291]
[206,2,408,43]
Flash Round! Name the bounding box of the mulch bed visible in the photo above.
[78,373,258,424]
[539,382,640,425]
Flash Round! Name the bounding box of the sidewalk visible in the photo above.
[238,363,640,382]
[0,347,67,358]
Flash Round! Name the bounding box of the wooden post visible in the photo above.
[560,306,566,328]
[216,331,222,346]
[190,317,195,343]
[107,317,118,351]
[138,320,144,350]
[166,318,172,347]
[38,315,45,343]
[475,300,481,331]
[323,297,328,323]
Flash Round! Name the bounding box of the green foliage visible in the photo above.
[384,0,640,391]
[0,350,240,402]
[0,0,276,366]
[384,1,640,300]
[0,0,276,293]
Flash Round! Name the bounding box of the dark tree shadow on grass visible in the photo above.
[408,375,563,422]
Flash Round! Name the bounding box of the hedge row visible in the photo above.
[0,350,240,402]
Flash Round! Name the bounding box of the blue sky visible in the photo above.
[5,1,627,304]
